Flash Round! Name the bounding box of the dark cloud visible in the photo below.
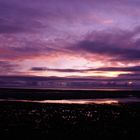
[0,18,25,34]
[96,66,140,72]
[0,0,89,34]
[31,67,47,71]
[71,27,140,61]
[0,18,44,34]
[118,73,140,80]
[0,36,65,60]
[0,0,139,34]
[31,67,84,72]
[0,61,18,74]
[0,0,47,34]
[31,66,140,73]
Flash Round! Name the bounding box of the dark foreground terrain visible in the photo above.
[0,101,140,139]
[0,88,140,100]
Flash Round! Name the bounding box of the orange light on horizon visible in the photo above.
[31,70,132,78]
[96,71,132,78]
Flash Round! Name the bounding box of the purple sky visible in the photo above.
[0,0,140,80]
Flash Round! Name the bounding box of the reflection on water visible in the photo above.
[38,99,119,104]
[0,97,140,104]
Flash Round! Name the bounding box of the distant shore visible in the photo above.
[0,87,140,100]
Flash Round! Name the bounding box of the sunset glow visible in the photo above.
[33,71,131,78]
[0,1,140,138]
[0,0,140,81]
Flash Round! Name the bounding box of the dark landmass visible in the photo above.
[0,88,140,139]
[0,88,140,100]
[0,101,140,139]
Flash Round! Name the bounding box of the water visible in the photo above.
[0,97,140,104]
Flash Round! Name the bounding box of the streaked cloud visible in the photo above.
[0,0,139,82]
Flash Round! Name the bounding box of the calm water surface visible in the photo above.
[0,97,140,104]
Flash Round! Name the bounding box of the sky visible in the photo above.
[0,0,140,80]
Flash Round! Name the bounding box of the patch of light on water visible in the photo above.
[38,99,119,104]
[0,97,140,104]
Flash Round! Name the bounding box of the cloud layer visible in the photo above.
[0,0,140,80]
